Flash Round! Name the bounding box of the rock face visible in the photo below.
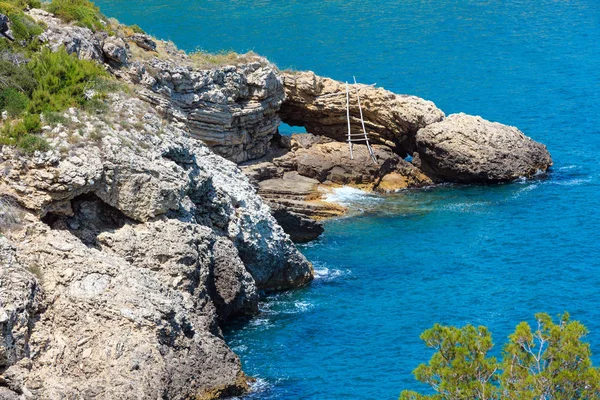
[0,94,312,398]
[0,237,42,390]
[280,71,445,157]
[129,59,284,163]
[30,9,129,67]
[414,113,553,182]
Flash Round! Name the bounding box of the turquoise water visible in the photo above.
[97,0,600,398]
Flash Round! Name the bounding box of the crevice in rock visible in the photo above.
[41,193,134,247]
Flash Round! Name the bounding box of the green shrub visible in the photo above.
[27,47,108,114]
[130,24,144,34]
[9,12,44,41]
[42,111,68,125]
[0,88,28,116]
[0,114,47,153]
[400,313,600,400]
[0,59,37,94]
[47,0,105,31]
[16,131,48,152]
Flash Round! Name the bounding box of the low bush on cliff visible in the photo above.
[46,0,105,32]
[27,47,108,113]
[400,313,600,400]
[0,46,113,152]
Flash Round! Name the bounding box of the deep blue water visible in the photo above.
[97,1,600,398]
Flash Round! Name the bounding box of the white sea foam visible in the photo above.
[292,301,313,313]
[557,164,579,171]
[313,266,351,282]
[249,378,271,394]
[442,201,490,213]
[323,186,382,206]
[229,378,271,399]
[248,317,273,329]
[551,178,591,186]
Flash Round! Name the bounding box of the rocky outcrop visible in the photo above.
[273,134,431,189]
[239,133,432,241]
[279,71,552,184]
[414,113,553,182]
[30,9,129,66]
[0,94,312,398]
[280,71,445,157]
[129,59,284,163]
[31,8,285,165]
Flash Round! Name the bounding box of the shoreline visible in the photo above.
[0,2,554,398]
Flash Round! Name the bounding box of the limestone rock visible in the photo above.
[271,206,324,243]
[415,113,553,182]
[280,71,445,157]
[129,59,285,163]
[0,93,312,397]
[102,36,129,66]
[130,33,156,51]
[30,9,105,62]
[0,238,42,374]
[10,221,248,400]
[273,136,403,187]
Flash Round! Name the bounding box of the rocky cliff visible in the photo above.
[0,5,555,399]
[0,92,311,398]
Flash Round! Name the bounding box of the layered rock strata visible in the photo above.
[0,94,312,399]
[30,9,285,164]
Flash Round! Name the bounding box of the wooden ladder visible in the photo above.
[346,77,377,163]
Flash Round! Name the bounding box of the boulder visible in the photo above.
[102,36,129,66]
[414,113,553,182]
[130,33,156,51]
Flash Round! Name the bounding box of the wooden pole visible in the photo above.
[346,81,353,160]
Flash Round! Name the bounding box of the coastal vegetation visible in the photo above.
[46,0,104,31]
[400,313,600,399]
[0,0,116,152]
[0,46,111,152]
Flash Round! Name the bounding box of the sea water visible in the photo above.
[95,0,600,398]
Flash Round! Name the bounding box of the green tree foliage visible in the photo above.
[400,313,600,400]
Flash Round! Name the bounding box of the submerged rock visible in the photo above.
[414,113,553,182]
